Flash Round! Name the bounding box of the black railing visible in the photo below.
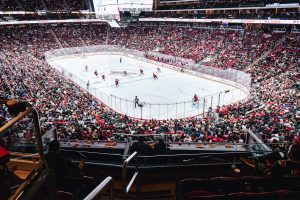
[122,151,139,200]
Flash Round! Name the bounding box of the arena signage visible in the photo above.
[139,18,300,25]
[0,19,107,25]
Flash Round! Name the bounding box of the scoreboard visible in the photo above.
[93,0,153,18]
[118,0,153,12]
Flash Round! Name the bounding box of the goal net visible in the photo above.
[81,53,87,59]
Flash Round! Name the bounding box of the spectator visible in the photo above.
[45,140,84,179]
[268,143,300,176]
[154,138,168,155]
[131,137,152,156]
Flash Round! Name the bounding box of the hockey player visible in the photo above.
[102,74,105,81]
[134,96,139,108]
[85,65,88,71]
[86,81,90,89]
[153,73,158,79]
[140,69,144,75]
[193,94,199,103]
[115,79,119,87]
[120,56,122,63]
[94,70,98,77]
[180,68,185,73]
[157,67,161,72]
[124,70,127,76]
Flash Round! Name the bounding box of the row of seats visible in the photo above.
[177,176,300,200]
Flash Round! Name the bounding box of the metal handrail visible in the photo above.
[0,101,44,161]
[59,138,294,147]
[122,151,139,200]
[246,129,271,152]
[42,126,57,142]
[84,176,114,200]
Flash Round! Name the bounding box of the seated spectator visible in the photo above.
[243,143,300,176]
[45,140,84,179]
[0,145,22,199]
[267,143,300,176]
[154,138,169,155]
[130,137,152,156]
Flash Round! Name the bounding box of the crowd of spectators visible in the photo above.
[0,0,22,11]
[0,23,299,148]
[143,8,299,20]
[209,30,283,70]
[109,25,285,72]
[158,0,299,10]
[0,0,88,11]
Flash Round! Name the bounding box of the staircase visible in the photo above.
[40,0,47,10]
[49,28,64,48]
[79,35,86,46]
[62,0,69,11]
[199,28,233,64]
[244,33,287,72]
[15,0,25,10]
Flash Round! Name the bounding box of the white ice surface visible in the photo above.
[48,54,248,120]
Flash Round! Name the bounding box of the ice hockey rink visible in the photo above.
[48,54,249,120]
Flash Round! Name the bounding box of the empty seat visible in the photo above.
[228,191,279,200]
[56,191,74,200]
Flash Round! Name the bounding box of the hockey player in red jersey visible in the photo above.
[193,94,199,102]
[153,73,158,79]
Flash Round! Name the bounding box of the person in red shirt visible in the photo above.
[193,94,199,102]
